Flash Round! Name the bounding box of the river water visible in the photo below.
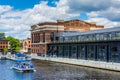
[0,60,120,80]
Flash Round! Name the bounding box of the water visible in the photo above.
[0,60,120,80]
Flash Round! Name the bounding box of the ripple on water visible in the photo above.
[0,60,120,80]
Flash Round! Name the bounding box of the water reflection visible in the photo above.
[0,60,120,80]
[33,60,120,80]
[0,60,33,80]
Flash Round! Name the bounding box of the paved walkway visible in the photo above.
[31,54,120,72]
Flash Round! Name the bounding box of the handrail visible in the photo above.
[52,37,120,43]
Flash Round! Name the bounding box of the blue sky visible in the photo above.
[0,0,120,39]
[0,0,59,10]
[0,0,39,10]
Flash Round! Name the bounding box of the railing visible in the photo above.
[52,37,120,43]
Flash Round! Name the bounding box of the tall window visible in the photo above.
[58,46,63,57]
[78,45,85,59]
[87,45,95,60]
[109,45,119,62]
[116,32,120,39]
[97,45,107,61]
[43,32,45,42]
[70,45,77,59]
[96,34,100,40]
[63,45,69,58]
[50,32,54,41]
[39,33,40,42]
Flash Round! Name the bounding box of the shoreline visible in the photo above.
[31,54,120,72]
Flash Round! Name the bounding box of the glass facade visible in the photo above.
[63,45,69,58]
[70,45,77,58]
[47,42,120,63]
[109,45,120,62]
[78,45,85,59]
[87,45,95,60]
[97,45,107,61]
[48,28,120,63]
[57,32,120,43]
[58,46,63,57]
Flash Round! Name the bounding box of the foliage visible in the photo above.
[15,47,20,52]
[3,47,8,55]
[4,36,20,52]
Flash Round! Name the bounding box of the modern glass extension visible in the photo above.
[56,27,120,43]
[47,42,120,63]
[47,27,120,63]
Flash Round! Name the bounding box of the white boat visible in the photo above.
[15,52,32,61]
[1,55,6,60]
[12,60,35,72]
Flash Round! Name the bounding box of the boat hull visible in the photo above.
[12,66,35,72]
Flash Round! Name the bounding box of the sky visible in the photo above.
[0,0,120,39]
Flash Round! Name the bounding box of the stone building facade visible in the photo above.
[30,19,104,55]
[64,19,103,31]
[20,38,31,53]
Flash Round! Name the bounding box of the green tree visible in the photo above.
[15,46,20,52]
[4,36,20,53]
[3,47,8,55]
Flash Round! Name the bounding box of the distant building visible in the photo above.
[20,38,31,53]
[30,19,104,55]
[0,40,10,52]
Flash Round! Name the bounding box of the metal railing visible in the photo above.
[52,37,120,43]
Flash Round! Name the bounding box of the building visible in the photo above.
[30,21,64,55]
[64,19,103,31]
[20,38,31,53]
[30,19,104,55]
[47,27,120,63]
[0,40,10,52]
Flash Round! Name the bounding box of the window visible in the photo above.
[96,34,100,40]
[109,45,119,62]
[97,45,107,61]
[78,45,85,59]
[58,46,63,57]
[63,45,69,58]
[50,32,54,41]
[116,32,120,39]
[43,32,45,42]
[99,34,104,40]
[70,45,77,59]
[116,32,120,37]
[87,45,95,60]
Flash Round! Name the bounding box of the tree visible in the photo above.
[4,36,20,53]
[3,47,8,55]
[15,46,20,52]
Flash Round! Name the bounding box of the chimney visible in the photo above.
[57,20,64,25]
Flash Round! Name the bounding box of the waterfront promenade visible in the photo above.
[3,53,120,72]
[31,54,120,72]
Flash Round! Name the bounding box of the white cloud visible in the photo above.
[86,18,120,28]
[0,0,120,40]
[66,0,120,21]
[0,5,12,14]
[0,0,79,39]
